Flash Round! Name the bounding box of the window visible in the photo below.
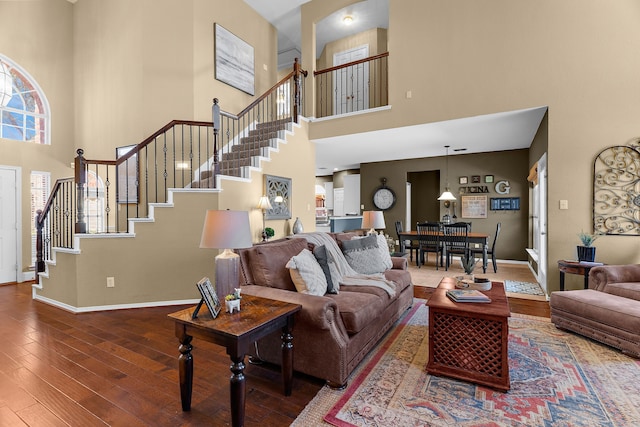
[0,55,50,145]
[31,171,50,266]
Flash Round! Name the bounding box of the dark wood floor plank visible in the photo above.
[0,279,550,426]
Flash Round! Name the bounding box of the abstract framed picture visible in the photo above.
[214,23,255,95]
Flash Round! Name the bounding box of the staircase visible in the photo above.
[219,118,293,178]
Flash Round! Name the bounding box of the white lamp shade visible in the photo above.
[362,211,386,230]
[0,61,12,107]
[199,210,253,249]
[437,190,457,201]
[257,195,272,210]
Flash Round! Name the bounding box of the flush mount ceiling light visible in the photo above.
[343,15,353,25]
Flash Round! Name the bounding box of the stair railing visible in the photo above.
[314,52,388,119]
[35,59,307,273]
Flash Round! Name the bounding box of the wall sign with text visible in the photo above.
[490,197,520,211]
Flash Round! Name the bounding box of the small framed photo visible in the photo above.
[459,176,468,185]
[471,175,481,183]
[484,175,494,183]
[195,277,221,319]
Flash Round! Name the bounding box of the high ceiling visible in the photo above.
[243,0,547,176]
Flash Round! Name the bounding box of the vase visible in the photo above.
[577,246,596,262]
[292,217,304,234]
[225,299,240,313]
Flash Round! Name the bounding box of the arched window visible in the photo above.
[0,55,50,145]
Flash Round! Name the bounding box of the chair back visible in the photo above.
[416,222,441,250]
[442,222,470,253]
[395,220,403,238]
[491,222,501,253]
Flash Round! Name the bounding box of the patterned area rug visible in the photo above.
[292,300,640,426]
[504,280,546,296]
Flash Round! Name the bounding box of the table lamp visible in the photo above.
[257,196,272,242]
[199,210,253,302]
[362,211,386,235]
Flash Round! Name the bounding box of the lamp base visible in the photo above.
[215,249,240,303]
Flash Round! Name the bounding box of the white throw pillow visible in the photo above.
[286,248,328,296]
[376,233,393,271]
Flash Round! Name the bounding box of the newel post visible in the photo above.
[212,98,220,189]
[293,58,304,123]
[35,209,45,273]
[74,148,87,233]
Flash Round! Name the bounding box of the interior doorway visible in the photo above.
[407,170,440,226]
[0,166,19,283]
[333,45,369,115]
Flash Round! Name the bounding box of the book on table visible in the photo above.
[446,289,491,303]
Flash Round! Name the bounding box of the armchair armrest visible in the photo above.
[241,284,343,332]
[589,264,640,291]
[391,256,408,270]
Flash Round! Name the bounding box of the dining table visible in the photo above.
[397,230,490,273]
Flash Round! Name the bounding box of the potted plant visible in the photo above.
[264,227,275,240]
[577,230,599,262]
[460,252,477,278]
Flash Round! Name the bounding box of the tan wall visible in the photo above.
[0,0,75,276]
[304,0,640,291]
[37,119,315,308]
[361,150,530,261]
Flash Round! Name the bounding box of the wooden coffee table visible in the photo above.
[168,294,301,427]
[426,277,511,391]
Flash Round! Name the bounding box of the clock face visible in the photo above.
[373,187,396,210]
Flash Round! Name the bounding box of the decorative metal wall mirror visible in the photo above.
[265,175,291,220]
[593,139,640,235]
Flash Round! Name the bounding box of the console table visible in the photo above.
[557,260,604,291]
[168,295,301,427]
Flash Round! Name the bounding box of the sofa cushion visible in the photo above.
[341,234,387,275]
[374,233,394,271]
[248,238,308,291]
[312,244,339,294]
[286,248,328,296]
[604,282,640,302]
[327,290,386,334]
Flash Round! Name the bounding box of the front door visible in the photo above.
[333,45,369,115]
[0,167,18,283]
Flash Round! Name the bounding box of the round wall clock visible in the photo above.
[372,178,396,210]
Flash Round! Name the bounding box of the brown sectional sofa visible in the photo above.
[550,264,640,358]
[236,232,414,388]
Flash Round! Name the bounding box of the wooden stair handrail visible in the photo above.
[314,52,388,76]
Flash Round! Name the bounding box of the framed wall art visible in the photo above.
[265,175,292,219]
[116,145,139,204]
[461,195,488,218]
[214,23,255,95]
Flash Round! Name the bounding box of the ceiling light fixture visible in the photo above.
[437,145,457,201]
[343,15,353,25]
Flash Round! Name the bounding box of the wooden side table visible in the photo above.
[426,277,511,391]
[557,260,604,291]
[168,294,301,427]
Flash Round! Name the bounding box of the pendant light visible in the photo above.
[437,145,457,201]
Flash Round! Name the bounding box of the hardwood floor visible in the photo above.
[0,281,549,426]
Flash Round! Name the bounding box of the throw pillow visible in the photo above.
[341,233,387,274]
[313,245,339,294]
[286,248,328,296]
[375,233,393,271]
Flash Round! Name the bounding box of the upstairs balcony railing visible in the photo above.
[35,59,307,273]
[314,52,388,119]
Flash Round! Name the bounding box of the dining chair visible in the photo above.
[416,222,443,269]
[471,222,501,273]
[395,220,418,261]
[442,222,470,270]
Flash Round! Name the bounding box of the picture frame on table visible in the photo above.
[193,277,221,319]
